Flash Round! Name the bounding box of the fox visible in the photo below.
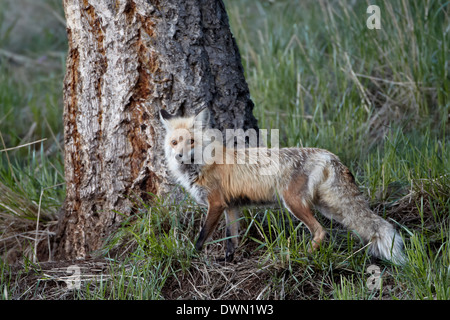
[159,108,405,264]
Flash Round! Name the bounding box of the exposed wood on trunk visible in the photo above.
[50,0,258,260]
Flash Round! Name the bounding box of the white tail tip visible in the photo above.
[370,228,406,265]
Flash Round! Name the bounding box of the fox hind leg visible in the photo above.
[282,186,326,252]
[225,207,240,262]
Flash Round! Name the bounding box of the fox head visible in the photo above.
[159,108,211,166]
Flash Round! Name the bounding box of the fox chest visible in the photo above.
[172,167,208,206]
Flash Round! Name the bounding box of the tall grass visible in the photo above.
[0,0,449,300]
[229,0,448,157]
[225,0,449,299]
[0,0,66,264]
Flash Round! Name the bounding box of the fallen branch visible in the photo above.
[0,138,47,153]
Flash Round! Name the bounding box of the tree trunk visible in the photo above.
[49,0,258,260]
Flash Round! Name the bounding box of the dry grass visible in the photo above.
[0,182,58,264]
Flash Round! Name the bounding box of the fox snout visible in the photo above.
[174,153,186,165]
[173,147,195,164]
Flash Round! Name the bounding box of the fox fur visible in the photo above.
[160,108,405,264]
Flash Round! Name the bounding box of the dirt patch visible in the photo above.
[163,257,271,300]
[4,258,109,300]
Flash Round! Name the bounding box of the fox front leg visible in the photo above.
[195,194,227,253]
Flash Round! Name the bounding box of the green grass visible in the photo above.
[0,0,449,300]
[0,0,65,265]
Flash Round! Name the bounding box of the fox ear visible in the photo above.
[194,108,210,129]
[159,109,174,130]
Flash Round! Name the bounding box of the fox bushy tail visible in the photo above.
[313,159,405,264]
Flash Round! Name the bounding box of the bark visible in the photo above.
[49,0,258,260]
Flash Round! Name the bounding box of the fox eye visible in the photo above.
[171,140,178,146]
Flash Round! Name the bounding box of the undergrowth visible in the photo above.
[0,0,449,300]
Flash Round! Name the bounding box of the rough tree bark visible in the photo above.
[48,0,258,260]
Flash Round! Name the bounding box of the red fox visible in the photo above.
[160,108,405,264]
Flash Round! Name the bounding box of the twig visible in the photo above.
[342,52,371,114]
[34,183,65,263]
[354,73,427,87]
[338,241,373,267]
[0,202,20,216]
[0,48,35,65]
[0,138,47,152]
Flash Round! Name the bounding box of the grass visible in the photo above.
[0,0,449,300]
